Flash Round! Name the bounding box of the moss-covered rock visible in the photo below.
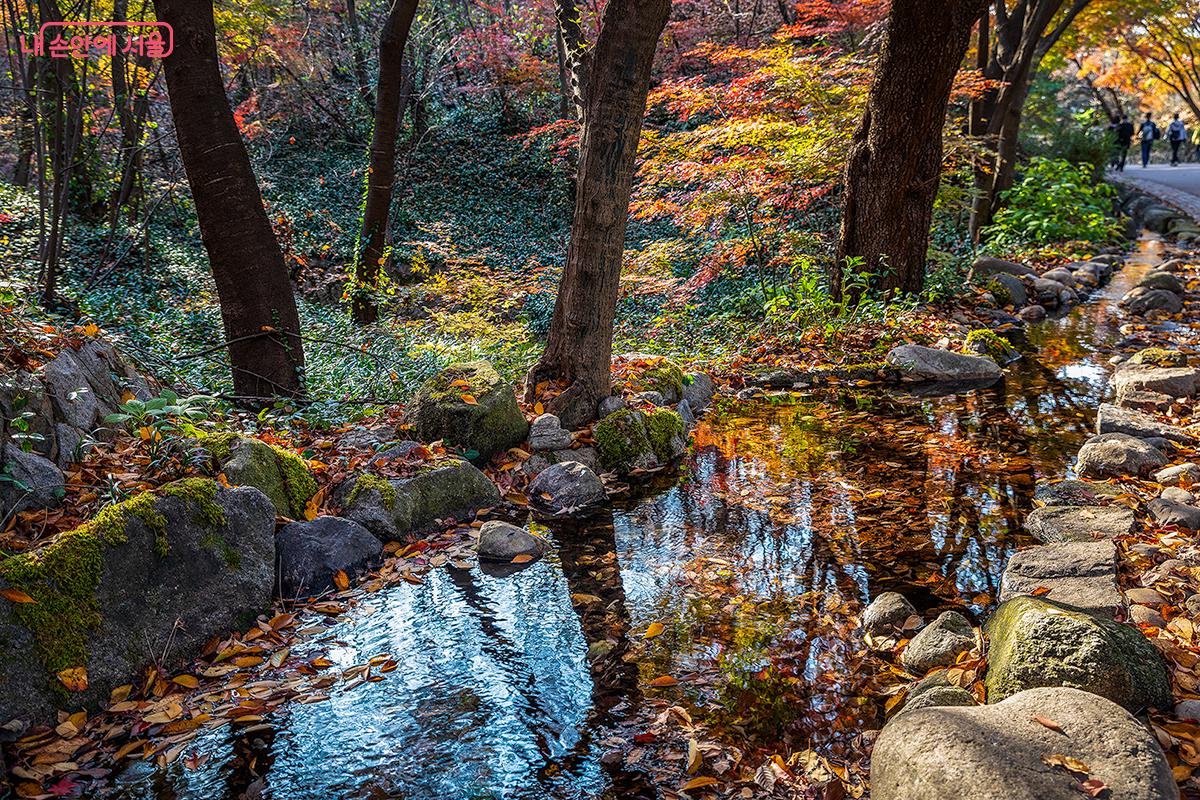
[404,361,528,463]
[984,596,1171,712]
[594,407,686,474]
[203,433,317,518]
[622,354,686,403]
[338,459,501,541]
[1129,347,1188,367]
[964,329,1020,365]
[0,481,275,724]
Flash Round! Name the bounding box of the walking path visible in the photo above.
[1112,164,1200,219]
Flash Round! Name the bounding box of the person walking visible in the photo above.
[1140,112,1160,167]
[1115,114,1134,171]
[1168,113,1188,165]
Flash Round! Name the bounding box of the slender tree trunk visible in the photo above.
[525,0,671,428]
[835,0,987,298]
[351,0,420,324]
[153,0,305,400]
[555,0,588,121]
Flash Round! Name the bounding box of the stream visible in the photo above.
[107,239,1163,799]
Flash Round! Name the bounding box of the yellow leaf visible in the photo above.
[305,487,327,521]
[57,666,88,692]
[0,588,36,604]
[643,622,665,639]
[682,776,719,790]
[82,323,100,337]
[1043,753,1090,775]
[172,674,199,689]
[533,402,545,415]
[686,738,702,773]
[333,569,350,591]
[461,394,478,405]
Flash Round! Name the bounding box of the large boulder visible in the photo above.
[205,434,318,519]
[617,353,686,404]
[594,407,686,475]
[1138,270,1184,293]
[1128,347,1187,368]
[999,541,1122,615]
[40,341,148,432]
[1112,364,1200,399]
[528,461,607,517]
[1144,205,1179,233]
[1076,433,1166,478]
[528,413,573,451]
[404,361,529,462]
[973,256,1036,279]
[885,345,1002,385]
[1120,287,1183,315]
[0,479,275,724]
[1096,403,1193,443]
[897,671,977,716]
[871,687,1178,800]
[900,611,975,675]
[0,443,64,517]
[337,460,500,541]
[1032,479,1120,507]
[984,596,1171,712]
[682,372,715,413]
[984,273,1027,308]
[1024,505,1136,543]
[275,516,382,598]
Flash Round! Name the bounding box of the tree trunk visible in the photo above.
[835,0,987,298]
[555,0,588,121]
[351,0,420,324]
[153,0,305,400]
[525,0,671,428]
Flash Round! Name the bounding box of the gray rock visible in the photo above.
[871,687,1178,800]
[999,541,1122,615]
[1177,699,1200,720]
[1096,403,1194,443]
[1138,270,1184,293]
[51,423,82,468]
[986,273,1027,307]
[597,396,627,418]
[1121,287,1184,315]
[1024,505,1136,543]
[41,350,113,431]
[1032,479,1120,507]
[1157,258,1186,273]
[1076,432,1167,478]
[0,370,54,459]
[682,372,715,413]
[1117,388,1175,413]
[275,516,382,598]
[745,366,806,389]
[862,591,919,636]
[1091,253,1125,266]
[632,390,668,407]
[1017,304,1046,322]
[900,611,975,675]
[1187,594,1200,616]
[339,460,501,541]
[1148,496,1200,529]
[1144,205,1180,233]
[368,440,424,465]
[1031,278,1067,307]
[0,444,64,517]
[0,482,275,725]
[1112,365,1200,398]
[404,361,529,462]
[528,461,607,517]
[1130,605,1166,627]
[899,684,977,715]
[212,434,317,518]
[476,520,546,563]
[1161,486,1195,504]
[973,256,1036,278]
[676,399,696,429]
[1125,587,1166,605]
[594,407,686,475]
[1041,268,1075,286]
[528,413,573,451]
[1155,462,1200,485]
[984,596,1171,712]
[885,345,1002,384]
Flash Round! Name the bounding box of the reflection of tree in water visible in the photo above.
[223,719,277,800]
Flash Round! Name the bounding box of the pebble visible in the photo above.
[1124,587,1166,606]
[1129,605,1165,628]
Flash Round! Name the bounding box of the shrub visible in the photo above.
[983,158,1119,252]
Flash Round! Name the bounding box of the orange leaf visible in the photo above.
[171,674,199,689]
[461,394,478,405]
[333,569,350,591]
[643,622,665,639]
[533,401,545,415]
[0,588,36,604]
[57,666,89,692]
[1033,715,1064,734]
[511,554,534,564]
[682,776,719,790]
[648,675,679,687]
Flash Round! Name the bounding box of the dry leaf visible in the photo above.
[461,394,478,405]
[682,776,720,790]
[649,675,679,687]
[1033,715,1065,734]
[1043,753,1090,775]
[687,738,703,773]
[511,554,534,564]
[643,622,665,639]
[1077,778,1108,797]
[333,569,350,591]
[171,674,199,689]
[57,666,88,692]
[0,588,36,604]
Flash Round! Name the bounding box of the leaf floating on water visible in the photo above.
[643,622,665,639]
[1043,753,1090,775]
[1033,715,1065,734]
[649,675,679,687]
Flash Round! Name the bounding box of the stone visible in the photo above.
[1138,270,1185,294]
[1155,462,1200,485]
[40,350,114,431]
[1130,605,1166,627]
[1112,365,1200,398]
[1120,287,1183,315]
[984,596,1171,712]
[0,481,275,724]
[862,592,919,636]
[1091,253,1125,266]
[899,685,976,715]
[1017,304,1046,321]
[476,520,547,563]
[1032,479,1120,507]
[885,345,1002,385]
[1129,348,1188,367]
[999,541,1122,615]
[368,440,424,465]
[1117,388,1175,413]
[275,516,382,598]
[0,371,54,459]
[1096,403,1194,443]
[973,256,1036,278]
[1144,205,1179,232]
[618,353,686,403]
[745,366,806,389]
[0,444,64,517]
[51,423,82,468]
[1187,594,1200,616]
[1125,587,1166,605]
[1157,258,1186,273]
[208,434,318,519]
[676,399,696,429]
[338,460,501,541]
[682,372,715,413]
[632,390,668,407]
[528,413,573,451]
[527,461,607,517]
[1024,505,1136,543]
[594,407,686,475]
[597,396,627,418]
[985,273,1027,307]
[1177,699,1200,720]
[404,361,529,462]
[1041,268,1075,286]
[1148,496,1200,529]
[900,611,975,675]
[1076,433,1166,478]
[871,687,1177,800]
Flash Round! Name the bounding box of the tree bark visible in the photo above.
[555,0,588,121]
[153,0,305,400]
[525,0,671,428]
[835,0,987,298]
[351,0,420,324]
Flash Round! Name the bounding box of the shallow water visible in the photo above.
[108,240,1163,799]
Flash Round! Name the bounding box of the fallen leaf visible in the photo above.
[333,570,350,591]
[461,394,478,405]
[682,776,720,790]
[171,674,199,689]
[648,675,679,687]
[644,622,665,639]
[511,554,534,564]
[57,666,88,692]
[687,738,703,773]
[0,588,36,604]
[1077,778,1108,797]
[1033,715,1065,734]
[1043,753,1090,775]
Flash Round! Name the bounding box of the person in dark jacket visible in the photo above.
[1114,114,1134,172]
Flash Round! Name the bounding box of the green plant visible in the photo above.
[103,390,213,475]
[982,158,1119,251]
[763,256,911,339]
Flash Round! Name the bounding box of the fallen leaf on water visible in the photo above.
[56,667,88,692]
[1033,715,1065,734]
[649,675,679,687]
[0,588,36,604]
[644,622,665,639]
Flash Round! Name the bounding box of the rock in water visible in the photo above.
[1120,287,1183,315]
[984,596,1171,712]
[338,460,500,541]
[1112,365,1200,398]
[1032,479,1120,507]
[871,687,1177,800]
[1097,403,1194,443]
[476,520,547,563]
[1137,270,1184,293]
[999,541,1122,615]
[900,611,975,674]
[862,592,919,636]
[594,407,686,475]
[1017,304,1046,322]
[404,361,529,462]
[528,461,607,517]
[1023,505,1136,543]
[1076,433,1166,478]
[682,372,715,412]
[885,345,1002,384]
[275,516,382,598]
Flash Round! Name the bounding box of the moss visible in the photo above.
[985,276,1012,307]
[630,357,685,398]
[199,431,238,463]
[965,329,1014,363]
[417,360,502,405]
[646,408,685,462]
[594,408,652,471]
[270,445,318,517]
[200,532,241,570]
[1130,347,1187,367]
[346,473,397,510]
[161,477,226,528]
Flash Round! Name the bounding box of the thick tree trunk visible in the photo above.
[153,0,305,400]
[525,0,671,428]
[835,0,987,298]
[351,0,420,324]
